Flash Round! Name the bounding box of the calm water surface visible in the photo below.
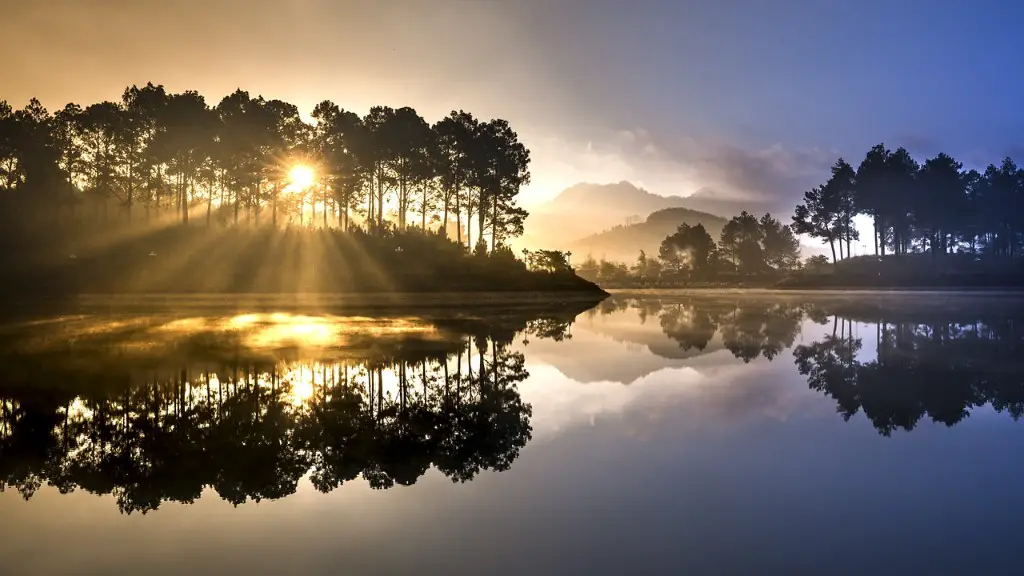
[2,291,1024,575]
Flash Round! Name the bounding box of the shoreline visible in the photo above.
[0,289,610,316]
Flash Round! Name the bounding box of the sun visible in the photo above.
[286,164,316,192]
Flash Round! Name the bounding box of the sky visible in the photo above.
[3,0,1024,221]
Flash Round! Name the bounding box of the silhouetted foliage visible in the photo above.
[577,212,799,287]
[0,302,592,513]
[795,144,1024,261]
[0,85,587,295]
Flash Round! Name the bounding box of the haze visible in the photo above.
[3,0,1022,248]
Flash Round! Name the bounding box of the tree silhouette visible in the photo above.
[0,84,545,269]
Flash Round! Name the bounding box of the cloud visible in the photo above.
[523,126,836,216]
[609,129,835,204]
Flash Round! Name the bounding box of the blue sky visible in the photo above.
[2,0,1023,216]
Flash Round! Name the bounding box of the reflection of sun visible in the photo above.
[282,364,320,407]
[290,379,315,405]
[286,164,315,193]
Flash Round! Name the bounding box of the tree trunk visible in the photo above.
[477,191,486,251]
[182,175,190,224]
[377,172,384,231]
[455,189,462,245]
[422,186,427,230]
[828,235,836,263]
[442,194,449,238]
[491,192,498,252]
[873,218,879,255]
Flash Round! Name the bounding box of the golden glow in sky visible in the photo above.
[286,165,316,194]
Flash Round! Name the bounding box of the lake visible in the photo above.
[2,290,1024,575]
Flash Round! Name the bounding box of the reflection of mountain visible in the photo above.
[524,295,807,384]
[0,303,592,514]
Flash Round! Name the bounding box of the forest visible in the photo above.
[0,84,609,294]
[793,145,1024,261]
[0,83,527,242]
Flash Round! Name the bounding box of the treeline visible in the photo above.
[575,212,800,287]
[0,83,530,251]
[793,144,1024,261]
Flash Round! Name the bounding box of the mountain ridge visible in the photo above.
[520,181,738,260]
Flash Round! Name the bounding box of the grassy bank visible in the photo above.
[776,254,1024,290]
[1,226,607,296]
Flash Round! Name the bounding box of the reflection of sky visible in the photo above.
[3,306,1024,575]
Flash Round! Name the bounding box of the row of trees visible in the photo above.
[0,83,530,251]
[793,145,1024,261]
[576,212,801,286]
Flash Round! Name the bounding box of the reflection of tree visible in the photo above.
[616,296,805,362]
[794,317,1024,436]
[659,305,718,352]
[0,341,532,513]
[0,305,582,514]
[719,304,802,362]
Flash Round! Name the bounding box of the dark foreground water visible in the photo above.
[2,291,1024,575]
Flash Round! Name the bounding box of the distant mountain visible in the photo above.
[568,206,729,263]
[518,181,801,260]
[520,182,694,250]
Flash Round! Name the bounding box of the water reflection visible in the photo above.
[0,302,588,514]
[583,293,1024,435]
[5,292,1024,520]
[794,316,1024,435]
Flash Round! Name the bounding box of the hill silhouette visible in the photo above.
[519,181,770,254]
[521,182,695,248]
[569,206,728,262]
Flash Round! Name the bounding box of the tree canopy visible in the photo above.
[794,144,1024,261]
[0,83,531,249]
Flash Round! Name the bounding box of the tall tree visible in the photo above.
[823,159,857,259]
[434,111,478,242]
[855,144,890,256]
[885,147,919,255]
[915,153,964,255]
[151,91,215,224]
[719,211,765,273]
[792,185,838,262]
[659,222,716,276]
[760,213,800,270]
